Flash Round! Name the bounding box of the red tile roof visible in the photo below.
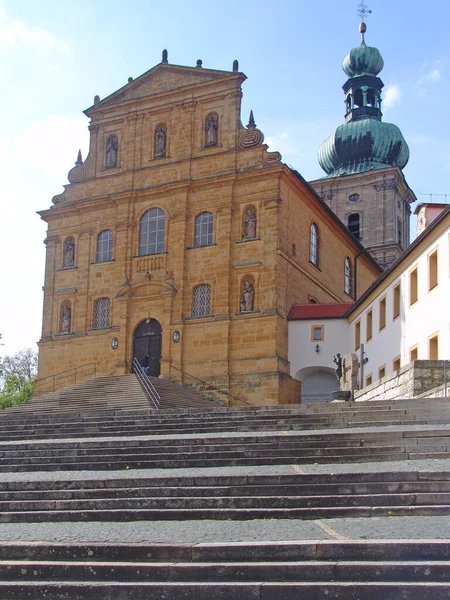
[287,302,353,320]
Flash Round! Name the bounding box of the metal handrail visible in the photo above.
[169,363,253,407]
[133,358,160,409]
[34,363,97,395]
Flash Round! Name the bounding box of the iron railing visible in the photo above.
[34,363,97,397]
[169,363,252,407]
[132,358,160,409]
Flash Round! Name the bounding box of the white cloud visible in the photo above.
[427,68,441,82]
[265,131,299,163]
[417,63,442,97]
[383,84,402,111]
[0,4,69,54]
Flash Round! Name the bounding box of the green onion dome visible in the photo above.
[343,23,384,77]
[318,118,410,177]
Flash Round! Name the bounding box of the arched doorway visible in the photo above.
[133,319,162,377]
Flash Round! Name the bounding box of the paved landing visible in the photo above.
[0,516,448,544]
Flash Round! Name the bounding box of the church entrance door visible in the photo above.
[133,319,162,377]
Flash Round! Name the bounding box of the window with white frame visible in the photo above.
[194,212,213,247]
[139,208,165,256]
[309,222,319,267]
[344,257,352,296]
[93,298,110,329]
[96,230,113,262]
[192,284,211,317]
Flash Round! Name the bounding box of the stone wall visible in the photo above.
[354,360,450,402]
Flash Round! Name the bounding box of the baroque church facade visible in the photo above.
[36,52,380,404]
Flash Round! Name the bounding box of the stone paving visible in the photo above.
[0,516,448,544]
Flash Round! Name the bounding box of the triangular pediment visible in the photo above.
[85,63,242,114]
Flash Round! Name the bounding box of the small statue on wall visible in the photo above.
[63,239,75,268]
[154,125,166,158]
[333,353,343,381]
[205,114,218,146]
[105,135,118,168]
[61,305,71,333]
[240,281,255,312]
[243,209,257,239]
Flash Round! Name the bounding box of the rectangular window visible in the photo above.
[393,283,401,319]
[311,325,324,342]
[366,309,373,341]
[379,296,386,330]
[378,365,386,380]
[365,374,372,386]
[428,249,438,290]
[410,345,418,362]
[429,333,439,360]
[393,356,401,371]
[410,267,418,305]
[355,320,361,350]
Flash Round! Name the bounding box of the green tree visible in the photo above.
[0,348,37,410]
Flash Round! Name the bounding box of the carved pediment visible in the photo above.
[87,64,238,113]
[115,280,177,300]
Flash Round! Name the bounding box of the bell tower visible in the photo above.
[310,8,416,269]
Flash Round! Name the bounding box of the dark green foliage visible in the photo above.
[0,348,37,410]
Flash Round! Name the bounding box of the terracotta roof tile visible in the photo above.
[287,302,353,320]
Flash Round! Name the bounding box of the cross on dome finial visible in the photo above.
[357,1,372,22]
[357,2,372,42]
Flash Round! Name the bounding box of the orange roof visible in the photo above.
[287,302,353,320]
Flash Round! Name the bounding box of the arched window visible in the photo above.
[192,284,211,317]
[354,89,363,108]
[309,223,319,267]
[139,208,165,256]
[96,230,113,262]
[344,257,352,296]
[367,89,375,107]
[348,213,361,239]
[93,298,110,329]
[194,212,213,247]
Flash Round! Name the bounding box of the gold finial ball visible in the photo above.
[359,22,367,33]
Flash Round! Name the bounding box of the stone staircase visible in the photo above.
[7,374,218,416]
[0,393,449,596]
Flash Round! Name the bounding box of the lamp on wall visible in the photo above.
[315,344,320,353]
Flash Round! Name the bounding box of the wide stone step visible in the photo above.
[1,559,450,582]
[2,504,450,522]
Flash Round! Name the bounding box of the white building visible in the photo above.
[288,204,450,402]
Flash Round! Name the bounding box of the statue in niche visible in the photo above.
[240,281,255,312]
[205,114,218,146]
[63,239,75,267]
[154,125,166,158]
[61,305,71,333]
[105,135,118,168]
[243,209,257,239]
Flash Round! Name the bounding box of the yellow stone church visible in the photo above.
[36,53,381,405]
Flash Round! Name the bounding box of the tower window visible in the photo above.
[354,89,363,108]
[344,257,352,296]
[366,89,375,107]
[309,223,319,267]
[348,213,361,239]
[397,218,402,246]
[348,193,360,202]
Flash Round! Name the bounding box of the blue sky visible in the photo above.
[0,0,449,356]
